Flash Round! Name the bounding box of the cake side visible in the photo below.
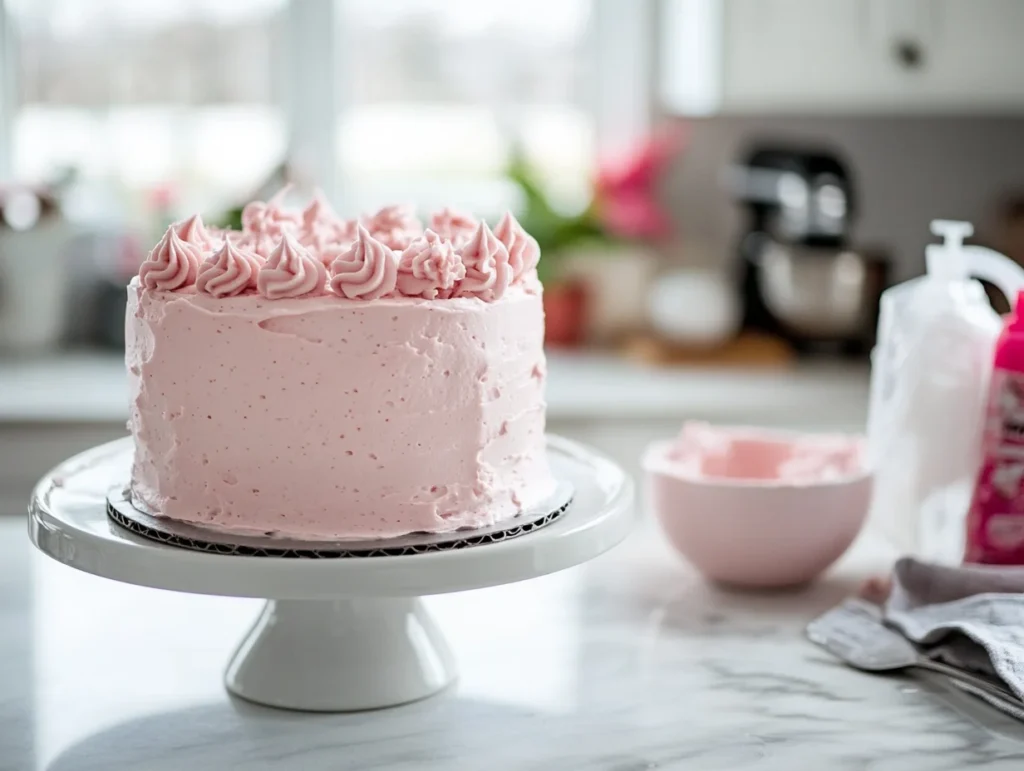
[126,284,554,539]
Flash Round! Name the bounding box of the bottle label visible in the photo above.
[965,369,1024,563]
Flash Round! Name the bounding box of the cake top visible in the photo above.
[136,188,541,302]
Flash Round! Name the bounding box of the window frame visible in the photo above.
[0,0,657,206]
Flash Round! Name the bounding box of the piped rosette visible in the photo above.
[364,205,422,251]
[139,226,202,291]
[196,239,263,297]
[299,191,358,264]
[396,229,466,300]
[455,221,512,301]
[493,211,540,284]
[175,213,217,250]
[329,225,398,300]
[429,207,477,247]
[257,233,327,299]
[138,202,543,302]
[244,185,302,233]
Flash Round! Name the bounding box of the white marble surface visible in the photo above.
[4,514,1024,770]
[0,351,869,424]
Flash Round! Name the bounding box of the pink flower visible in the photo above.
[593,127,684,241]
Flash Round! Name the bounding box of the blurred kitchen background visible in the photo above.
[2,0,1023,512]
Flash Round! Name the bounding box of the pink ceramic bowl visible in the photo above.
[643,424,872,588]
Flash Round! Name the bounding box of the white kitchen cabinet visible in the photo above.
[661,0,1024,114]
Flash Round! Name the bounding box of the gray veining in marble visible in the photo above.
[2,515,1023,771]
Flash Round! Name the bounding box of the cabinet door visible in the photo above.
[708,0,1024,112]
[721,0,890,110]
[917,0,1024,109]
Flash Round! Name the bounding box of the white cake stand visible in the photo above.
[28,435,634,712]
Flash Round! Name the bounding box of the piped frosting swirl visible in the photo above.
[456,222,512,301]
[301,190,337,231]
[257,233,327,299]
[365,205,422,251]
[330,225,398,300]
[429,207,477,247]
[494,211,540,283]
[396,230,466,300]
[196,239,263,297]
[138,200,542,302]
[175,213,215,249]
[243,186,301,241]
[139,226,201,291]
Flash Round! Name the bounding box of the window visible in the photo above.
[1,0,651,222]
[335,0,595,218]
[6,0,287,218]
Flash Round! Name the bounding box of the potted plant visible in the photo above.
[506,152,606,347]
[506,129,682,347]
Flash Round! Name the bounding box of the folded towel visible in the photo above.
[885,558,1024,702]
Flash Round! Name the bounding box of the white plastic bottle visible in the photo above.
[867,220,1024,562]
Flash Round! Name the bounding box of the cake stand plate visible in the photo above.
[28,435,634,712]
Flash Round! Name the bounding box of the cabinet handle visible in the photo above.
[893,38,925,70]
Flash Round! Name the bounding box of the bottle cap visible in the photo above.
[925,219,974,281]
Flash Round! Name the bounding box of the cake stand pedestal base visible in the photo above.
[225,598,455,711]
[28,435,633,713]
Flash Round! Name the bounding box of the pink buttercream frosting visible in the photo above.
[666,422,864,483]
[396,229,466,300]
[298,192,343,255]
[139,226,201,291]
[332,217,359,244]
[125,282,553,539]
[257,234,327,299]
[456,221,513,301]
[137,200,542,302]
[238,233,276,260]
[243,186,302,240]
[299,222,338,260]
[365,205,422,251]
[196,239,263,298]
[330,225,398,300]
[175,213,215,249]
[301,190,337,231]
[127,196,554,542]
[494,211,540,283]
[429,207,477,246]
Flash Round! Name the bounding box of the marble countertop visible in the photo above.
[4,514,1024,770]
[0,351,869,424]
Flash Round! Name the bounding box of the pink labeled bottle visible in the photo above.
[965,290,1024,564]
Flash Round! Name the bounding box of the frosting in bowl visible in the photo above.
[660,422,866,485]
